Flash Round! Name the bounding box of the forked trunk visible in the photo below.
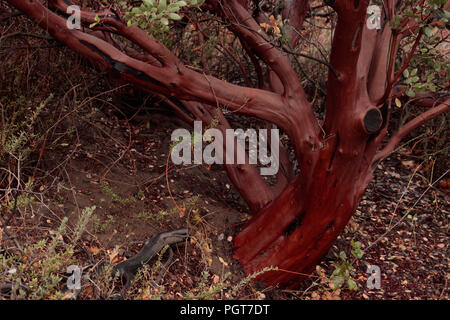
[234,134,374,287]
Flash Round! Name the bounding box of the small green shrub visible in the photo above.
[125,0,205,36]
[0,206,95,299]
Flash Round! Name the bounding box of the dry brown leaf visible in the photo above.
[88,246,101,255]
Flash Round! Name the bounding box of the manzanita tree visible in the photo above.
[5,0,449,288]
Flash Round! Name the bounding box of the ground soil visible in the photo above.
[31,106,447,300]
[1,101,448,300]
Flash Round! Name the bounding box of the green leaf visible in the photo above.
[334,275,344,285]
[347,279,358,290]
[168,13,182,20]
[406,89,416,97]
[410,68,418,76]
[158,0,167,11]
[403,69,409,78]
[443,10,450,20]
[415,87,426,93]
[168,3,181,12]
[332,266,341,276]
[160,17,169,25]
[424,27,434,37]
[429,84,437,92]
[344,269,350,278]
[143,0,155,6]
[352,248,364,259]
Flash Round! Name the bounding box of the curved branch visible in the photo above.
[376,30,423,105]
[49,0,178,66]
[281,0,309,47]
[373,99,449,163]
[183,100,276,211]
[8,0,298,131]
[205,0,306,99]
[9,0,324,198]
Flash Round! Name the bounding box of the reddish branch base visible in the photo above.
[234,191,359,288]
[233,136,373,288]
[233,100,448,289]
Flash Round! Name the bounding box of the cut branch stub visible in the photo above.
[362,108,383,134]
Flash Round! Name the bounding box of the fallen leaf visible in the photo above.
[62,291,75,300]
[108,247,120,263]
[218,256,228,266]
[88,246,101,255]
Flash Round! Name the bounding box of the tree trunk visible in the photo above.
[234,121,377,287]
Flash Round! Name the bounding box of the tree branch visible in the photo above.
[323,0,371,133]
[376,30,423,105]
[205,0,305,98]
[281,0,309,47]
[9,0,300,131]
[373,99,449,162]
